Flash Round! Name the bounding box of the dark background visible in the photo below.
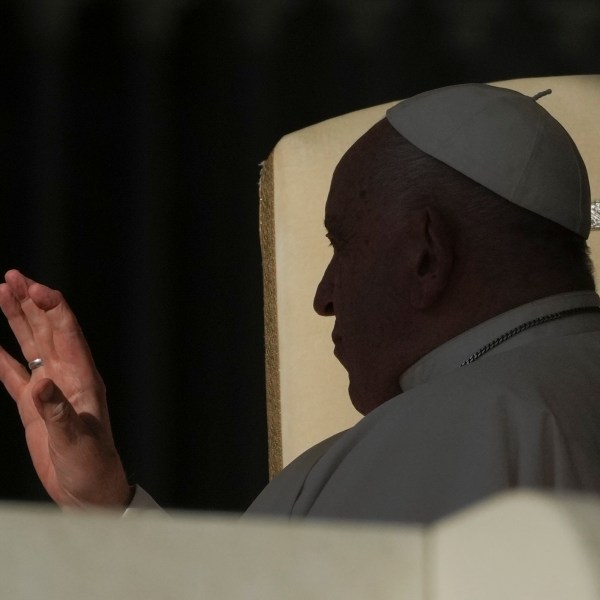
[0,0,598,511]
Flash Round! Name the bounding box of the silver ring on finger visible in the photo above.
[28,358,44,371]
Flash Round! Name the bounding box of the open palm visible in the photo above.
[0,270,130,507]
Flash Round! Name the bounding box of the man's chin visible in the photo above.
[348,380,401,416]
[347,382,372,416]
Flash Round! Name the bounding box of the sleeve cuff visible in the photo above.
[122,485,165,517]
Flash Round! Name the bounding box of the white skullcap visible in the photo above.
[386,84,591,238]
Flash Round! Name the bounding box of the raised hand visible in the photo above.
[0,270,131,508]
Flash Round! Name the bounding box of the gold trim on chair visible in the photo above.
[259,154,283,479]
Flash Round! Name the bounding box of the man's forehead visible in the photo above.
[328,136,380,198]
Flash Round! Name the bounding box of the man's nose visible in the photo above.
[313,263,335,316]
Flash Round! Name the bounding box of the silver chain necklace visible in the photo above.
[460,306,600,367]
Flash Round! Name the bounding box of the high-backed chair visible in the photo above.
[260,75,600,478]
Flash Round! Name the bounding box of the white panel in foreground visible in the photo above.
[0,503,424,600]
[431,490,600,600]
[3,491,600,599]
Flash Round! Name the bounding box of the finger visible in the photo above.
[4,271,54,359]
[0,344,41,426]
[32,378,81,450]
[0,282,37,361]
[4,269,36,301]
[5,269,53,361]
[0,344,29,399]
[28,283,97,369]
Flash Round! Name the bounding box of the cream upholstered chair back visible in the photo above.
[260,75,600,478]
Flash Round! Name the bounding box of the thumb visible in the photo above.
[32,379,79,446]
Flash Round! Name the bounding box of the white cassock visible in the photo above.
[245,291,600,523]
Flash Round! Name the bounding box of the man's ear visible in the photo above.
[406,206,454,310]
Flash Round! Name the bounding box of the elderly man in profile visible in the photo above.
[1,83,600,523]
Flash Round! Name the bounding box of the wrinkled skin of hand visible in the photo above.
[0,270,131,508]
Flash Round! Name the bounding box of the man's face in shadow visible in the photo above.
[313,122,418,415]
